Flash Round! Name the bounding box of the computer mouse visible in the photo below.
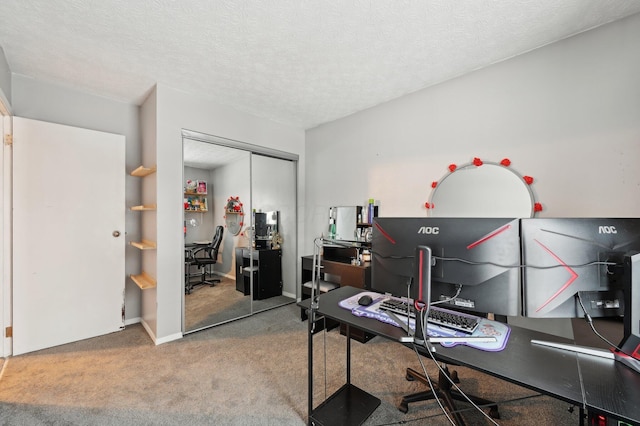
[358,295,373,306]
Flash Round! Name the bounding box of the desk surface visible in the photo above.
[304,286,640,423]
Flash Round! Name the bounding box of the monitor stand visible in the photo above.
[531,335,640,375]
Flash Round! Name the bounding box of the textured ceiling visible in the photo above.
[1,1,640,129]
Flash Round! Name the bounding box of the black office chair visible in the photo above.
[186,226,223,294]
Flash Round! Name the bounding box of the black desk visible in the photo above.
[301,286,640,425]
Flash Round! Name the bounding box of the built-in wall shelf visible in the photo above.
[131,204,157,211]
[130,272,157,289]
[130,165,157,177]
[130,239,157,250]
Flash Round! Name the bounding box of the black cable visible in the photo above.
[369,249,615,270]
[575,293,624,353]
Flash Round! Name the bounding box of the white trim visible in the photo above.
[140,319,182,345]
[0,93,12,358]
[140,318,156,343]
[124,316,141,326]
[155,332,183,345]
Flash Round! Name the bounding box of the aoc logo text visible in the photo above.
[598,226,617,234]
[418,226,440,235]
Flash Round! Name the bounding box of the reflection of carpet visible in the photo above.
[184,275,295,332]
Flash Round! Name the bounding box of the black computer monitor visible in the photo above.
[371,217,521,317]
[520,218,640,319]
[521,218,640,373]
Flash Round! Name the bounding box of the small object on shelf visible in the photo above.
[184,195,208,212]
[197,180,207,194]
[185,179,197,193]
[368,198,375,224]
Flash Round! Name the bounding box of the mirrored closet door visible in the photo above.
[182,130,298,334]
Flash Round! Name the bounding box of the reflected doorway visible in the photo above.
[182,130,298,334]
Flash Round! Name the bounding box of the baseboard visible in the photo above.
[283,290,296,299]
[124,317,141,326]
[155,332,183,345]
[140,319,183,345]
[140,319,157,343]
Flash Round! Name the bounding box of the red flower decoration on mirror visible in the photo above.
[431,181,438,189]
[448,164,457,172]
[473,157,483,167]
[500,158,511,167]
[534,203,543,212]
[523,176,534,185]
[425,202,433,209]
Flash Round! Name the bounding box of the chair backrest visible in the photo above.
[209,225,224,258]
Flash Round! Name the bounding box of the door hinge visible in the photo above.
[5,326,12,338]
[4,134,12,146]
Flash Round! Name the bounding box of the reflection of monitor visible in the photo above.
[521,218,640,373]
[520,218,640,319]
[371,217,521,316]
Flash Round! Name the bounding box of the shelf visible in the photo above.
[130,204,157,211]
[130,165,157,177]
[184,192,207,196]
[130,239,157,250]
[185,209,208,213]
[130,272,156,289]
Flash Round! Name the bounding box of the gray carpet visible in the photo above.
[0,303,580,425]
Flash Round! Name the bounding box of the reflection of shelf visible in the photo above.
[130,165,156,177]
[130,239,157,250]
[131,204,157,211]
[130,272,156,289]
[185,193,208,212]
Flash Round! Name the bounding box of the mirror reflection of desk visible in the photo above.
[235,247,282,300]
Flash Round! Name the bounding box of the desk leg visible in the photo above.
[307,308,314,425]
[346,323,351,385]
[307,315,381,426]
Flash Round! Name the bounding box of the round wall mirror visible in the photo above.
[429,159,537,218]
[224,196,244,236]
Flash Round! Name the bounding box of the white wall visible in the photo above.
[211,155,251,276]
[153,84,305,342]
[252,155,298,297]
[305,13,640,337]
[306,13,640,247]
[11,75,144,323]
[0,46,10,104]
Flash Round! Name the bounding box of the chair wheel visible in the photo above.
[398,401,409,413]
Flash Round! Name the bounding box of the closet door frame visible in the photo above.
[181,129,299,328]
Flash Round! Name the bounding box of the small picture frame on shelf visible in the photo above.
[197,180,207,194]
[185,179,197,194]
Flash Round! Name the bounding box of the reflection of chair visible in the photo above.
[186,226,223,294]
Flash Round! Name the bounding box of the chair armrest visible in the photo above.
[191,246,206,257]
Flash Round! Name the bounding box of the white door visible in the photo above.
[12,117,125,355]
